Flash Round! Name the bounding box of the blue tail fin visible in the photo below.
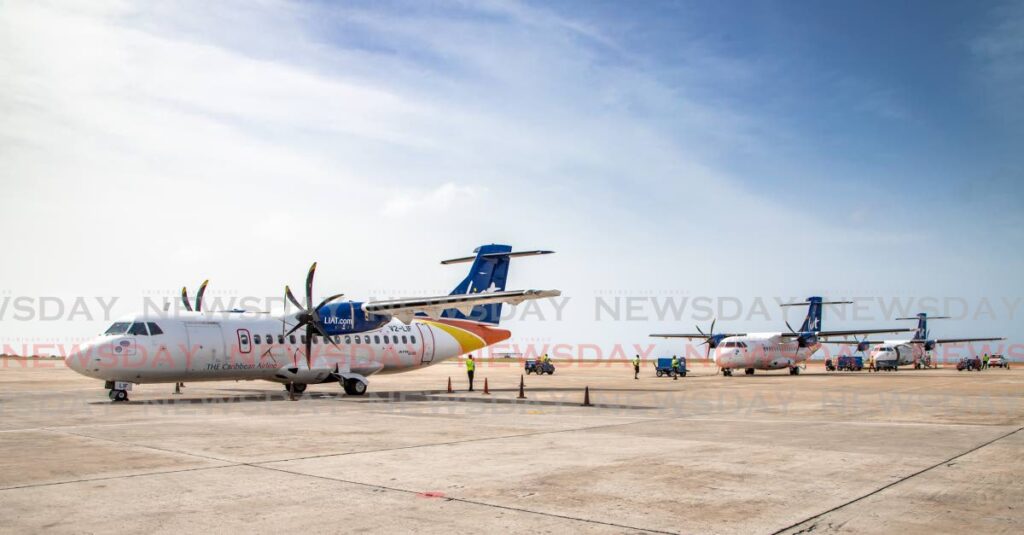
[800,296,824,332]
[895,313,949,341]
[438,244,553,325]
[780,296,853,332]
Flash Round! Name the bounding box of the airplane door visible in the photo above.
[417,324,435,363]
[185,322,226,372]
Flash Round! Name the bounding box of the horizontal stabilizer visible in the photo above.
[441,250,554,265]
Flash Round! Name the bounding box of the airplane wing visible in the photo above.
[363,289,561,323]
[911,337,1005,344]
[649,333,746,339]
[782,328,915,338]
[827,340,886,345]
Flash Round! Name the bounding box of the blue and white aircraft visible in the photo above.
[66,244,559,401]
[651,297,913,376]
[830,313,1004,369]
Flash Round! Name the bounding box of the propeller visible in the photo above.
[695,318,717,362]
[785,320,812,348]
[181,280,209,312]
[283,262,345,368]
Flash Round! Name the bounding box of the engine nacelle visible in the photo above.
[924,340,937,351]
[857,341,872,352]
[317,301,391,335]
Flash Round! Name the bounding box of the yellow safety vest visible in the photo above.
[466,359,475,371]
[632,358,640,366]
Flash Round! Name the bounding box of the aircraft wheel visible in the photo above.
[285,383,307,394]
[790,367,800,375]
[344,378,368,396]
[745,368,754,375]
[110,389,128,402]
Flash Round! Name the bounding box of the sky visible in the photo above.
[1,0,1022,360]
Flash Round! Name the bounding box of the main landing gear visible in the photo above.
[343,378,367,396]
[745,368,755,375]
[722,368,733,376]
[107,389,129,402]
[285,383,308,394]
[789,366,801,375]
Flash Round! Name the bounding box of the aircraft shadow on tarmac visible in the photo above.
[88,388,657,409]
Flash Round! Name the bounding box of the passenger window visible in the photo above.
[312,335,318,344]
[355,335,362,344]
[240,333,250,345]
[254,334,262,344]
[402,335,408,344]
[383,335,390,344]
[301,335,307,344]
[374,335,380,344]
[128,322,149,336]
[147,322,163,335]
[410,336,416,344]
[289,335,296,344]
[278,335,284,344]
[344,336,351,344]
[267,334,273,344]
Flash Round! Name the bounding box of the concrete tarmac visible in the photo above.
[1,358,1021,534]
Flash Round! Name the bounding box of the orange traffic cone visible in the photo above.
[447,377,453,393]
[483,377,491,395]
[517,374,526,399]
[582,386,592,407]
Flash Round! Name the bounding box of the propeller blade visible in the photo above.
[305,262,317,310]
[181,287,192,311]
[284,321,304,337]
[314,293,345,312]
[285,285,304,311]
[305,325,314,369]
[710,318,716,335]
[695,324,706,337]
[195,279,209,312]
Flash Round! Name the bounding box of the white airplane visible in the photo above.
[66,244,559,401]
[651,297,913,376]
[830,312,1004,368]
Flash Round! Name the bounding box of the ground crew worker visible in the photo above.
[671,355,680,380]
[983,353,990,369]
[868,355,875,372]
[466,354,476,391]
[632,355,640,380]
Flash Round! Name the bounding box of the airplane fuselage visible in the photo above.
[870,341,926,366]
[66,311,509,387]
[714,333,820,371]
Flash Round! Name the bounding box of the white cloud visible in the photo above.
[382,182,485,217]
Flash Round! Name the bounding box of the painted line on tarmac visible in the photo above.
[770,425,1024,535]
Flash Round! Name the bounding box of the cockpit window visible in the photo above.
[104,322,131,335]
[147,323,163,335]
[128,322,149,336]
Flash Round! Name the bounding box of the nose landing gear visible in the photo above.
[789,366,801,375]
[108,389,129,402]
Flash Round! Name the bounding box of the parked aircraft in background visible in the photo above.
[651,297,913,376]
[830,312,1004,368]
[66,244,559,401]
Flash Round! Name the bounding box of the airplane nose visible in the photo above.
[65,341,93,375]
